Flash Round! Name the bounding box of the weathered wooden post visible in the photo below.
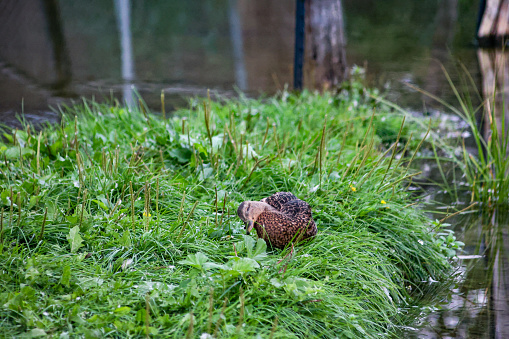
[304,0,347,90]
[476,0,509,141]
[477,0,509,47]
[294,0,348,90]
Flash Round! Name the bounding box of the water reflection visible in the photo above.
[227,0,247,91]
[422,0,458,108]
[406,199,509,339]
[114,0,135,107]
[0,0,480,127]
[41,0,72,91]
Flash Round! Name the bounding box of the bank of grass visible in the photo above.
[0,89,459,338]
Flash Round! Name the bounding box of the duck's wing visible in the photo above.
[279,199,310,217]
[280,199,317,237]
[261,192,298,210]
[255,199,316,249]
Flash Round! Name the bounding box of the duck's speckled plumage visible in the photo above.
[237,192,317,249]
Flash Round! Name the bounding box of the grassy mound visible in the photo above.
[0,89,458,337]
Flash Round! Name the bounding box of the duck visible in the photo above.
[237,192,317,249]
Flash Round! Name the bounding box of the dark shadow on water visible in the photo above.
[402,192,509,339]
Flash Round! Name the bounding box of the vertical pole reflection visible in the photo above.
[42,0,72,91]
[114,0,135,108]
[228,0,247,91]
[293,0,305,90]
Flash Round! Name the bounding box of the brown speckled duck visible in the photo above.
[237,192,317,249]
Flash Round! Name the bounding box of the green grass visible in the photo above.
[0,88,458,338]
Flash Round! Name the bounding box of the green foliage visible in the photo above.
[0,89,456,338]
[67,226,84,253]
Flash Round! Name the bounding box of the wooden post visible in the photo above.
[477,49,509,143]
[477,0,509,142]
[477,0,509,47]
[304,0,347,90]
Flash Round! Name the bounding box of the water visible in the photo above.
[1,1,504,338]
[405,199,509,339]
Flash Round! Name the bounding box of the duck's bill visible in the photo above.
[246,220,254,235]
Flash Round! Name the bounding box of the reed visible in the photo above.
[161,90,166,120]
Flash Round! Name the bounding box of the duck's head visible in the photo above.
[237,201,274,235]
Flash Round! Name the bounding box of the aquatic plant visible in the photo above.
[0,90,457,337]
[380,64,509,207]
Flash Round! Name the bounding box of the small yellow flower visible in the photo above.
[350,185,357,192]
[143,212,151,217]
[381,200,386,204]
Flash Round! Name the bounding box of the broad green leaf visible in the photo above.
[242,235,256,255]
[234,239,246,253]
[114,306,132,316]
[22,328,47,337]
[179,312,194,326]
[92,199,108,211]
[95,194,111,210]
[4,146,34,160]
[60,264,71,287]
[202,262,227,270]
[230,257,259,273]
[28,196,39,210]
[66,215,78,223]
[119,230,132,247]
[169,147,192,163]
[78,277,104,290]
[198,166,214,181]
[211,135,223,151]
[270,278,284,288]
[237,236,267,262]
[282,277,322,298]
[25,258,40,280]
[252,239,268,261]
[193,142,208,156]
[136,309,150,323]
[49,139,63,156]
[178,252,209,269]
[67,226,83,253]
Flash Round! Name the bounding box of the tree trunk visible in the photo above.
[304,0,347,90]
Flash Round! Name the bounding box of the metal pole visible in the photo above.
[293,0,305,90]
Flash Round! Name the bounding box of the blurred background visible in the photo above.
[0,0,479,127]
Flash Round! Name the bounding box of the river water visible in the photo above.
[1,1,503,338]
[403,191,509,339]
